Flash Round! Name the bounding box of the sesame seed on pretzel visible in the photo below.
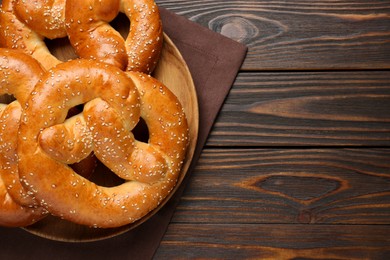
[17,59,188,228]
[0,0,63,70]
[14,0,67,40]
[0,48,48,226]
[0,49,97,227]
[65,0,163,73]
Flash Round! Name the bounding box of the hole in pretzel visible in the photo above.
[89,161,125,187]
[132,118,149,143]
[77,116,149,186]
[44,37,78,62]
[66,104,84,118]
[0,94,16,104]
[63,108,150,188]
[110,12,130,39]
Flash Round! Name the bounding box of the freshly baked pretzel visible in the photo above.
[18,59,188,228]
[0,49,97,227]
[0,0,62,70]
[65,0,163,73]
[0,48,48,226]
[14,0,67,40]
[0,176,47,227]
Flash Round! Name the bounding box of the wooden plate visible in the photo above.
[21,32,199,241]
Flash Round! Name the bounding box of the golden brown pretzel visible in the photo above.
[14,0,67,39]
[65,0,163,73]
[0,0,62,70]
[0,177,46,227]
[0,48,48,226]
[18,59,188,228]
[0,101,48,227]
[0,49,97,227]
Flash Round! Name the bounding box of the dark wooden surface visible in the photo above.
[154,1,390,259]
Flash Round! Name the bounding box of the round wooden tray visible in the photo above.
[22,33,199,241]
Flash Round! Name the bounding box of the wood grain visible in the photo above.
[0,0,387,258]
[171,148,390,225]
[153,1,390,258]
[207,71,390,146]
[156,0,390,70]
[155,223,390,259]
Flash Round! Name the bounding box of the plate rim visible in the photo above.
[22,33,200,242]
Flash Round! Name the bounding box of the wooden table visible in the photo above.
[154,1,390,259]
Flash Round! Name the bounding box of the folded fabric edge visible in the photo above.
[0,6,249,260]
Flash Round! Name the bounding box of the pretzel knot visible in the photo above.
[0,0,63,70]
[65,0,163,73]
[1,0,163,73]
[13,0,67,40]
[0,48,48,227]
[18,59,189,228]
[0,49,97,227]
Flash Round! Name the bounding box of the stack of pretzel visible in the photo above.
[0,0,189,229]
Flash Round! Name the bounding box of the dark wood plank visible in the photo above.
[157,0,390,70]
[156,223,390,259]
[172,148,390,225]
[207,71,390,146]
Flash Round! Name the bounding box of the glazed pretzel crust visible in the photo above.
[18,59,188,228]
[65,0,163,73]
[14,0,67,40]
[0,0,63,70]
[0,49,98,227]
[0,48,48,226]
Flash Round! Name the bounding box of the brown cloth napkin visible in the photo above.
[0,7,247,260]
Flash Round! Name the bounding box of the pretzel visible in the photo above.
[17,59,188,228]
[0,48,48,226]
[0,177,47,227]
[14,0,67,40]
[0,0,62,70]
[0,101,48,227]
[0,49,97,227]
[65,0,163,73]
